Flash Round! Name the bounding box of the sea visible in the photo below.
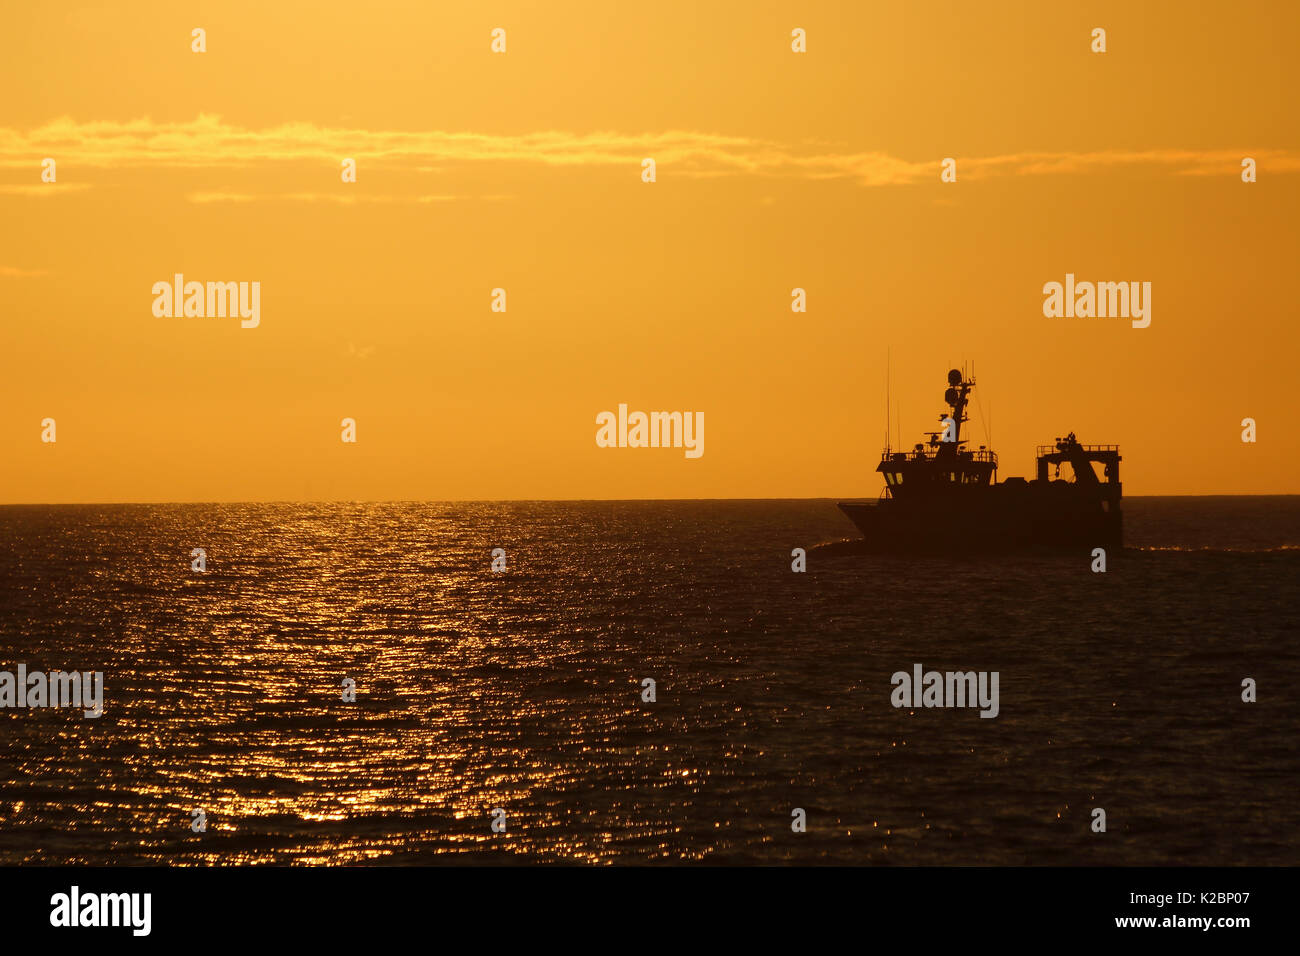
[1,497,1297,865]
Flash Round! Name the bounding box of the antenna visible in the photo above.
[896,369,901,452]
[885,348,891,452]
[973,366,992,449]
[892,353,898,451]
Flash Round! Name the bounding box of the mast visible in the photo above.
[885,349,891,452]
[943,368,971,445]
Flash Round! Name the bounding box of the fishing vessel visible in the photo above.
[838,368,1122,551]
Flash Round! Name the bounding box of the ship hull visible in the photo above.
[838,485,1121,552]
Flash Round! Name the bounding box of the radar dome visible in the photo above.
[947,369,962,386]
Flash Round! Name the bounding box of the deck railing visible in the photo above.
[1036,443,1120,457]
[881,449,998,465]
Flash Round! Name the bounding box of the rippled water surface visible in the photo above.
[1,498,1297,864]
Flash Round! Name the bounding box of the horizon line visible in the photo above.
[1,493,1298,507]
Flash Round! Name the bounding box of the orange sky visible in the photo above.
[3,1,1298,502]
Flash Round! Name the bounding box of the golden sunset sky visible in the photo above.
[3,1,1297,501]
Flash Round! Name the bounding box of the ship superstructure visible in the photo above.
[838,369,1121,550]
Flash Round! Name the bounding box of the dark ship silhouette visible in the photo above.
[838,368,1122,551]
